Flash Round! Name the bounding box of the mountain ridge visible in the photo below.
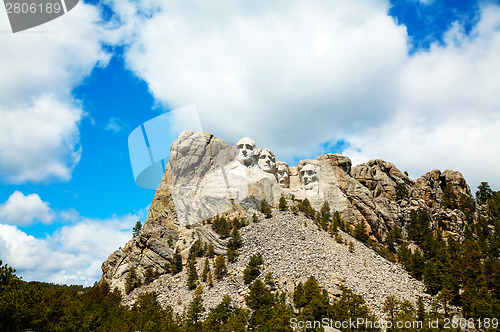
[100,130,481,316]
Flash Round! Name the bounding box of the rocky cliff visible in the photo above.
[101,131,478,315]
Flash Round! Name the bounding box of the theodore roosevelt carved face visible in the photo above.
[300,163,318,190]
[276,162,290,188]
[236,137,257,166]
[258,148,276,173]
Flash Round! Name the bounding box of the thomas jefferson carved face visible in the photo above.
[300,164,318,190]
[236,137,257,166]
[258,149,276,173]
[276,162,290,188]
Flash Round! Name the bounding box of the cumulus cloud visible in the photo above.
[0,191,54,226]
[0,214,138,286]
[346,4,500,191]
[0,2,109,183]
[0,96,82,183]
[106,0,500,191]
[109,0,408,159]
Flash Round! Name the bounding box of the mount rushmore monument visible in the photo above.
[165,132,356,229]
[101,130,474,294]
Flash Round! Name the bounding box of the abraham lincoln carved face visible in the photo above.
[300,163,318,190]
[276,162,289,188]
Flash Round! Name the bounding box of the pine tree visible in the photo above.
[354,220,369,243]
[383,295,399,322]
[260,200,272,218]
[125,266,138,294]
[186,286,205,331]
[171,248,183,274]
[208,270,214,287]
[243,253,264,284]
[348,241,355,252]
[214,255,227,280]
[201,258,209,282]
[476,182,493,205]
[187,256,198,290]
[207,243,215,258]
[279,197,288,211]
[132,220,142,237]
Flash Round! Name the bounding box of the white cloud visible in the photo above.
[109,0,408,158]
[0,2,109,183]
[0,191,54,226]
[105,117,129,133]
[0,214,139,286]
[0,96,82,183]
[107,0,500,191]
[346,4,500,191]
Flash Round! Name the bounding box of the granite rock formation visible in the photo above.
[101,131,477,312]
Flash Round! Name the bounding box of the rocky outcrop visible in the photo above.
[101,131,478,297]
[121,210,432,317]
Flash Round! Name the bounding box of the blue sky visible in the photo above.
[0,0,499,285]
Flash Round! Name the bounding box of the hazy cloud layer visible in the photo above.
[107,0,500,191]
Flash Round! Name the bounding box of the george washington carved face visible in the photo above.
[300,163,318,190]
[258,148,276,173]
[236,137,257,166]
[276,162,290,188]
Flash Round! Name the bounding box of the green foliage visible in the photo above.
[279,196,288,211]
[187,256,198,290]
[297,198,317,219]
[132,220,142,237]
[260,200,273,218]
[125,266,140,294]
[476,182,493,205]
[383,295,399,322]
[185,286,205,331]
[212,215,230,238]
[144,266,159,284]
[319,201,331,231]
[354,220,369,243]
[189,239,205,258]
[290,205,298,215]
[227,227,243,252]
[395,183,408,201]
[441,184,458,209]
[201,258,209,283]
[252,212,259,223]
[203,295,248,332]
[386,224,402,252]
[226,248,238,263]
[171,248,183,274]
[207,243,215,258]
[243,254,264,284]
[348,241,355,252]
[214,255,227,280]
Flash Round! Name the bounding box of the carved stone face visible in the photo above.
[300,164,318,190]
[258,149,276,173]
[236,137,257,166]
[276,162,289,188]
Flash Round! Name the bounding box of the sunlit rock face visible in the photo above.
[235,137,258,166]
[276,161,290,188]
[258,148,276,174]
[101,131,478,295]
